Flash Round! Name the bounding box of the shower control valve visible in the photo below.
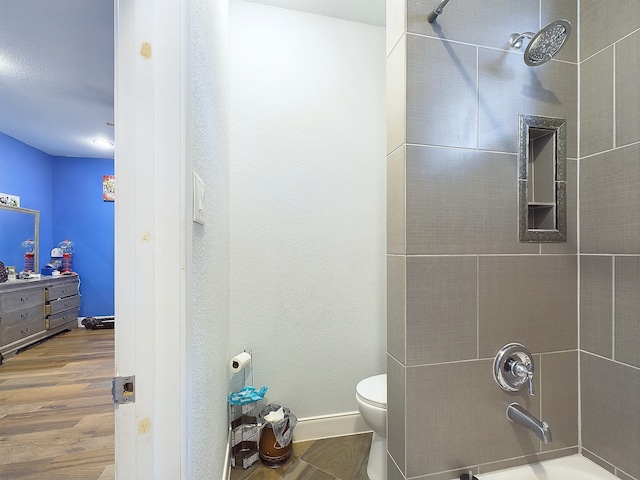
[494,343,535,396]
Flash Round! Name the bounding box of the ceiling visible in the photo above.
[0,1,115,159]
[247,0,385,26]
[0,0,383,160]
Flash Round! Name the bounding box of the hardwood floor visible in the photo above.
[230,433,372,480]
[0,326,370,480]
[0,327,114,480]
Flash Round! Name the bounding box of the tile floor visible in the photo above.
[230,433,372,480]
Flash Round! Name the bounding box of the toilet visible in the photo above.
[356,374,387,480]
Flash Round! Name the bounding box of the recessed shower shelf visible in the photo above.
[518,114,567,243]
[527,203,555,229]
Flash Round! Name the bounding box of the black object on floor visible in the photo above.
[460,474,479,480]
[82,317,115,330]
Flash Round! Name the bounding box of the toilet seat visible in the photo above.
[356,374,386,408]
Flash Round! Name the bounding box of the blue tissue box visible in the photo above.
[41,266,56,276]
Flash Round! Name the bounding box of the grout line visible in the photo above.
[476,255,480,360]
[538,353,543,424]
[576,0,581,435]
[612,43,616,149]
[538,0,542,30]
[611,256,616,360]
[476,46,480,150]
[582,349,640,372]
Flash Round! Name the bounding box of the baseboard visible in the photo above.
[292,411,370,443]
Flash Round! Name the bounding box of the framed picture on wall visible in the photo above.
[103,175,115,202]
[0,192,20,206]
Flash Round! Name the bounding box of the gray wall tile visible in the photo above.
[615,29,640,147]
[387,454,405,480]
[582,449,617,476]
[388,255,406,364]
[387,147,406,255]
[540,351,578,452]
[541,159,577,255]
[580,143,640,254]
[581,352,640,479]
[615,469,636,480]
[578,4,640,479]
[580,255,613,358]
[406,256,477,365]
[406,34,477,149]
[615,256,640,368]
[478,255,577,358]
[407,0,538,51]
[387,355,406,477]
[478,448,578,474]
[406,360,541,477]
[541,0,578,64]
[580,0,640,61]
[580,46,614,157]
[405,146,537,255]
[478,48,577,157]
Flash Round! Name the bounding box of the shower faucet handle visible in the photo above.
[493,343,536,396]
[510,360,535,396]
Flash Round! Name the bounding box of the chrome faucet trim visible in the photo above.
[506,402,553,443]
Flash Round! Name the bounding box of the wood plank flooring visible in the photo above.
[0,326,370,480]
[0,327,114,480]
[230,433,372,480]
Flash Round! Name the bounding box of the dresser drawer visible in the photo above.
[0,288,43,314]
[1,306,45,346]
[45,294,81,316]
[46,308,79,329]
[45,282,79,301]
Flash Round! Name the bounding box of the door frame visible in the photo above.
[114,0,188,477]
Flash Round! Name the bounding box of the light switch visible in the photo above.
[193,171,205,225]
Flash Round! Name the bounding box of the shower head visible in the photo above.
[509,19,571,66]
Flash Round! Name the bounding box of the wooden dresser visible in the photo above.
[0,275,80,363]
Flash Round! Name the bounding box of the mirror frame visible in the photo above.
[0,203,40,272]
[518,114,567,243]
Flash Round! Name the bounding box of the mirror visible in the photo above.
[0,204,40,273]
[518,114,567,243]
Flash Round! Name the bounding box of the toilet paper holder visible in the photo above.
[231,351,252,372]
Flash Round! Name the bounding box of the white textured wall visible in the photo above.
[188,0,231,478]
[229,0,386,418]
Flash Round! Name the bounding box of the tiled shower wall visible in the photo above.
[386,1,579,478]
[579,2,640,480]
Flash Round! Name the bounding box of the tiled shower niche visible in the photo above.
[518,114,567,243]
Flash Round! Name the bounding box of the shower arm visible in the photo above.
[509,32,536,50]
[427,0,451,23]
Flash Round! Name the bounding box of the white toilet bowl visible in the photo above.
[356,374,387,480]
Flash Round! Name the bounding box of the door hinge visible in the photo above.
[112,375,136,404]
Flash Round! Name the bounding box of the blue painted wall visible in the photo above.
[0,133,53,270]
[0,132,114,316]
[52,156,114,316]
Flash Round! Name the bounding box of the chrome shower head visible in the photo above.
[509,19,571,66]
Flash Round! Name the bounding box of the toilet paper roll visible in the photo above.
[230,352,252,372]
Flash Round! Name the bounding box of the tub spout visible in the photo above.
[506,402,553,443]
